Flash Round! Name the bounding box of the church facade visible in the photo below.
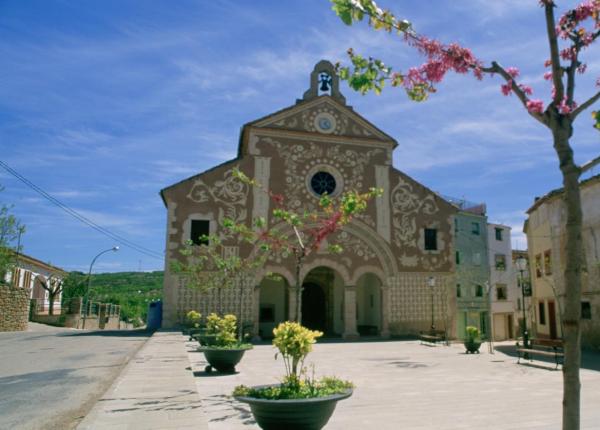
[161,60,458,339]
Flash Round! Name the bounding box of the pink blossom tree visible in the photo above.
[331,1,599,428]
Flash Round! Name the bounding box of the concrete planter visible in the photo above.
[234,386,353,430]
[199,346,251,373]
[464,340,482,354]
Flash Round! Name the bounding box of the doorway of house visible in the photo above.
[301,282,326,333]
[548,301,558,339]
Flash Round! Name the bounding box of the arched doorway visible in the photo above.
[356,273,382,336]
[302,283,326,332]
[301,266,344,335]
[258,274,288,339]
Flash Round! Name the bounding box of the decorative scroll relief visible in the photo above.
[391,176,439,249]
[187,167,249,224]
[335,231,377,262]
[261,138,381,225]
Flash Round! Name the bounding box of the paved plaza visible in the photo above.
[77,331,600,430]
[188,337,600,430]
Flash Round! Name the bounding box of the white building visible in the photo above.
[487,223,519,341]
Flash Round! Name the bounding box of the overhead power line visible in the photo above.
[0,160,164,260]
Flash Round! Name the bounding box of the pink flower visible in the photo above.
[544,71,553,81]
[577,63,587,74]
[527,99,545,114]
[507,67,520,78]
[519,84,533,96]
[501,81,513,96]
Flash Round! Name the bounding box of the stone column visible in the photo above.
[380,285,391,338]
[343,286,359,339]
[252,285,261,341]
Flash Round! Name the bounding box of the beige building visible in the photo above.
[524,174,600,348]
[161,60,458,339]
[4,252,67,315]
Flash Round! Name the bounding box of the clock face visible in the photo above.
[318,117,332,130]
[313,112,336,134]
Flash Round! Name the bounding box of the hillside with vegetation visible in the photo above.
[62,271,163,326]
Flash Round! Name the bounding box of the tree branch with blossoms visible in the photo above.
[232,167,382,324]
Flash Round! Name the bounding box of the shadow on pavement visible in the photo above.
[58,329,154,338]
[204,394,256,426]
[495,344,600,371]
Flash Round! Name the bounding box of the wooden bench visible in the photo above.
[419,330,446,346]
[516,338,564,369]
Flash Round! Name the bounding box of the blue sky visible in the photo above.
[1,0,598,273]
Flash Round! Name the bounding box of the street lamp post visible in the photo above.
[515,256,530,350]
[82,246,119,329]
[428,276,435,332]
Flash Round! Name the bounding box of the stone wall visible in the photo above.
[0,286,30,331]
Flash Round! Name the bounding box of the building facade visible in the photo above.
[487,223,519,341]
[451,201,490,339]
[4,253,67,315]
[524,174,600,348]
[161,60,459,339]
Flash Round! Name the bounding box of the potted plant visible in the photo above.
[464,325,482,354]
[183,310,202,337]
[233,321,353,430]
[199,313,253,373]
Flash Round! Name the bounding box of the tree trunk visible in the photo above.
[48,293,55,315]
[294,253,303,324]
[551,119,583,430]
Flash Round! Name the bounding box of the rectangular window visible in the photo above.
[495,227,503,241]
[424,228,437,251]
[544,250,552,275]
[495,254,506,271]
[582,302,592,320]
[456,284,461,298]
[471,222,480,235]
[476,284,484,297]
[190,220,210,246]
[535,254,543,278]
[455,251,461,265]
[539,301,546,325]
[496,284,507,301]
[454,218,459,233]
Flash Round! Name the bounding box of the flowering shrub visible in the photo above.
[273,321,323,378]
[206,313,239,347]
[185,310,202,328]
[466,325,481,342]
[233,321,352,400]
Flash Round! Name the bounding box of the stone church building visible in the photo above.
[161,60,458,339]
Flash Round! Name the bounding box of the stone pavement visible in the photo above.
[77,331,209,430]
[78,331,600,429]
[187,339,600,430]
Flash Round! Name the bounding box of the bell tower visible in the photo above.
[301,60,346,105]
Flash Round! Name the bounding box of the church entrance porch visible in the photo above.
[301,266,343,336]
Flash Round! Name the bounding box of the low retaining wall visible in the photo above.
[0,286,30,331]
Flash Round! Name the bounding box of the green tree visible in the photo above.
[331,1,599,428]
[0,187,25,285]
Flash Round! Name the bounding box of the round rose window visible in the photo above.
[310,171,336,195]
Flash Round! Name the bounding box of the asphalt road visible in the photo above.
[0,324,151,430]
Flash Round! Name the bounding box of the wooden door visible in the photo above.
[548,301,558,339]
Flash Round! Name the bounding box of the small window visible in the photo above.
[539,302,546,325]
[424,228,438,251]
[496,284,507,301]
[190,220,210,245]
[582,302,592,320]
[535,254,543,278]
[475,285,484,297]
[544,250,552,275]
[456,284,462,298]
[455,251,461,265]
[495,254,506,271]
[471,222,480,235]
[454,218,459,233]
[495,227,503,241]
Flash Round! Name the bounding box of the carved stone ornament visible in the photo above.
[187,167,249,224]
